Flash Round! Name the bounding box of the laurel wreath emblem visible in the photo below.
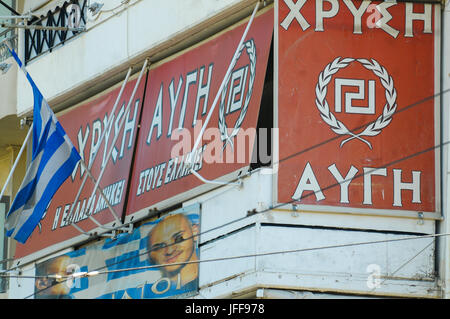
[218,39,257,151]
[315,57,397,149]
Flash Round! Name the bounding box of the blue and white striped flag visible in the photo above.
[5,48,81,244]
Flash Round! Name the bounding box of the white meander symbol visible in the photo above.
[218,39,257,151]
[315,57,397,149]
[226,65,249,114]
[335,78,376,115]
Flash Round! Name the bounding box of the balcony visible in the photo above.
[13,0,260,116]
[24,0,87,63]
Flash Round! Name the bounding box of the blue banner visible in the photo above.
[34,204,200,299]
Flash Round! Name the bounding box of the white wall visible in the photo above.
[7,263,35,299]
[189,169,439,298]
[22,0,53,13]
[0,56,17,119]
[196,222,438,298]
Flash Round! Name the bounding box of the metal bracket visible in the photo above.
[117,224,133,234]
[190,168,243,188]
[417,212,424,225]
[247,208,258,217]
[148,207,159,217]
[70,219,134,238]
[19,117,32,129]
[0,14,32,20]
[0,22,86,32]
[93,223,134,239]
[291,204,299,217]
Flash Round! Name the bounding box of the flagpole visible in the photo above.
[3,38,126,235]
[66,66,133,233]
[85,58,149,220]
[73,59,148,234]
[68,59,147,234]
[80,160,121,229]
[6,37,122,230]
[0,124,33,202]
[188,1,260,184]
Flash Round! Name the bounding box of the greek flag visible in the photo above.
[5,48,81,244]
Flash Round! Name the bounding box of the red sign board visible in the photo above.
[277,1,439,213]
[14,76,145,259]
[125,9,273,221]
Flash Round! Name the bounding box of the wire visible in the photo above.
[0,0,20,16]
[87,0,140,23]
[69,232,448,277]
[3,0,448,295]
[18,177,448,298]
[0,258,14,265]
[32,0,58,13]
[97,1,129,14]
[16,114,450,293]
[368,241,434,292]
[5,230,446,297]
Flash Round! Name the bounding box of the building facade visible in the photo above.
[0,0,449,299]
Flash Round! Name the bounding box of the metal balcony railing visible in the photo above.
[24,0,87,64]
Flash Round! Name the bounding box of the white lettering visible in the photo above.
[120,99,139,158]
[376,2,400,38]
[315,0,339,32]
[52,206,62,230]
[280,1,432,38]
[72,124,90,180]
[343,0,371,34]
[178,71,197,129]
[280,0,310,31]
[292,162,325,201]
[193,64,213,126]
[60,204,71,228]
[328,164,359,204]
[393,169,421,207]
[405,3,432,38]
[363,167,387,205]
[102,112,115,168]
[89,120,102,169]
[112,105,125,162]
[147,84,164,145]
[168,76,183,137]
